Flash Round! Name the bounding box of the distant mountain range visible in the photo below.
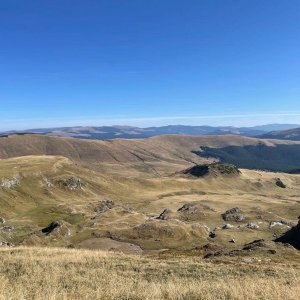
[1,124,300,140]
[260,127,300,141]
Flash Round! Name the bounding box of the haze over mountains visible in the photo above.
[2,123,300,140]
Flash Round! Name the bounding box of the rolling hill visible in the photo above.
[260,127,300,141]
[1,134,300,174]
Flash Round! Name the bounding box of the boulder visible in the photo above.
[222,207,245,222]
[275,178,286,188]
[275,216,300,250]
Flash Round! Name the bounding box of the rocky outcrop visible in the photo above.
[0,241,14,247]
[243,239,266,250]
[178,204,194,212]
[275,178,286,188]
[1,176,20,188]
[182,163,240,178]
[93,199,115,213]
[42,221,63,234]
[269,220,291,228]
[222,207,245,222]
[0,225,14,232]
[275,217,300,250]
[246,222,259,229]
[57,177,82,190]
[157,208,172,220]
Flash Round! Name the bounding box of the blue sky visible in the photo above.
[1,0,300,130]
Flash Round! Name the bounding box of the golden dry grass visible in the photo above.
[0,247,299,300]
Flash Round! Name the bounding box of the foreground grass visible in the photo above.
[0,247,299,300]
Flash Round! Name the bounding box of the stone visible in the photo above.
[222,207,244,222]
[58,177,82,190]
[0,225,14,232]
[222,223,234,229]
[1,177,20,188]
[246,222,259,229]
[0,241,14,247]
[275,178,286,188]
[209,232,216,238]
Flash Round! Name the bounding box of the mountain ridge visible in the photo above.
[260,127,300,141]
[2,124,300,140]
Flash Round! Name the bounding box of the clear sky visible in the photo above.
[1,0,300,130]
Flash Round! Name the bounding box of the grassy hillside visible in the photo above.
[1,154,300,253]
[1,134,300,176]
[0,247,300,300]
[0,135,300,299]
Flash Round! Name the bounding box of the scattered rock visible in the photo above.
[157,208,172,220]
[0,241,14,247]
[58,177,82,190]
[229,239,236,243]
[178,204,194,212]
[0,225,14,232]
[269,220,291,228]
[243,239,266,251]
[94,199,115,213]
[42,221,63,234]
[209,232,216,238]
[275,178,286,188]
[222,223,234,229]
[267,249,277,254]
[222,207,245,222]
[1,176,21,188]
[0,217,5,224]
[235,215,245,222]
[41,176,53,188]
[224,207,243,215]
[246,222,259,229]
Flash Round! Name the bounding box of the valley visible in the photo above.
[0,134,299,255]
[1,134,300,299]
